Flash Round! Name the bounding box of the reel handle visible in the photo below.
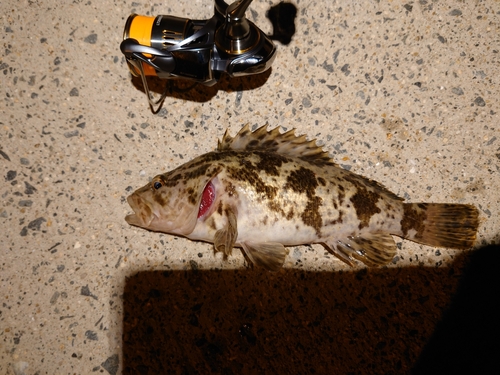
[215,0,260,55]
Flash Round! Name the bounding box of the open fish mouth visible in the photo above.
[125,194,156,228]
[125,212,153,227]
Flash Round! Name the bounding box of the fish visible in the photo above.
[125,124,479,271]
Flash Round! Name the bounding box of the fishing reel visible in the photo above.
[120,0,277,112]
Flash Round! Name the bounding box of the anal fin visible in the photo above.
[241,241,288,271]
[324,233,397,267]
[213,207,238,258]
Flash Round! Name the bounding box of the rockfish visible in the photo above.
[125,125,479,270]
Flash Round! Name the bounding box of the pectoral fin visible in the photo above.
[241,241,288,271]
[213,207,238,258]
[324,233,397,267]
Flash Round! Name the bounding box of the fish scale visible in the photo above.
[126,124,479,271]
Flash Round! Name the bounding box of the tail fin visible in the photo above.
[401,203,479,249]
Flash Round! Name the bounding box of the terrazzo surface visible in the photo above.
[1,0,499,374]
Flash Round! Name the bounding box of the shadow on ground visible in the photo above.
[122,245,499,374]
[129,68,273,105]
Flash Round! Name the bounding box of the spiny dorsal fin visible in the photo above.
[218,124,336,165]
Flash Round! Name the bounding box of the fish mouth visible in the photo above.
[125,194,157,228]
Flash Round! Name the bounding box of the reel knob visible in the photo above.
[215,0,260,54]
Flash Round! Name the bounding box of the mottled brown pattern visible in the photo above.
[225,181,237,197]
[401,204,427,239]
[238,129,250,139]
[136,199,152,223]
[239,158,255,169]
[328,210,343,226]
[337,185,345,206]
[268,200,285,217]
[350,187,382,230]
[302,196,323,235]
[261,140,279,150]
[206,216,216,230]
[126,124,480,270]
[183,163,212,180]
[163,152,227,182]
[161,173,183,188]
[226,165,277,202]
[152,190,167,206]
[284,167,318,194]
[182,151,227,166]
[257,131,268,140]
[343,173,401,202]
[284,167,323,234]
[298,155,333,167]
[247,139,259,149]
[186,187,197,205]
[255,151,289,176]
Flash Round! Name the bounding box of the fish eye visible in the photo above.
[153,181,162,190]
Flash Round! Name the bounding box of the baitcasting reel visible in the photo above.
[120,0,277,112]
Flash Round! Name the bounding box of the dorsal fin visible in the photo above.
[217,124,336,165]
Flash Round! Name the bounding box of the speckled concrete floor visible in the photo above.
[1,0,499,374]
